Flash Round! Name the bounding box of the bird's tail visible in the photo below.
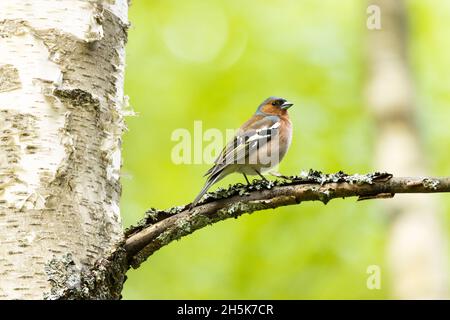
[191,172,223,207]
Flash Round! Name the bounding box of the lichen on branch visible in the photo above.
[123,170,450,268]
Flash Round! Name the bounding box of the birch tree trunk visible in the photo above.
[366,0,448,298]
[0,0,128,299]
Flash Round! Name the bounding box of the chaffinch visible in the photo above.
[192,96,294,206]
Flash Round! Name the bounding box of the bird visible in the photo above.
[191,96,293,207]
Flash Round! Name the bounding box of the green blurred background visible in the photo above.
[121,0,450,299]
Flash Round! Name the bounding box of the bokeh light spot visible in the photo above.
[162,2,228,63]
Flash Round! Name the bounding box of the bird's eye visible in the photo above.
[271,99,285,106]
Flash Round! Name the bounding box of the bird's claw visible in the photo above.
[269,172,292,180]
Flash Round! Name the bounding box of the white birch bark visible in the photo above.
[0,0,128,299]
[366,0,448,298]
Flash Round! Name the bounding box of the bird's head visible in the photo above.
[256,96,293,116]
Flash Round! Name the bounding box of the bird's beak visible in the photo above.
[281,101,293,109]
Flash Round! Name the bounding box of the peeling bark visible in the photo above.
[0,64,21,92]
[0,0,128,299]
[1,0,449,301]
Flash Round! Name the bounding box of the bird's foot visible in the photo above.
[269,171,292,181]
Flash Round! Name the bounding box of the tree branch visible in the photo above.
[123,171,450,268]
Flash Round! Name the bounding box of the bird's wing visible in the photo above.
[204,116,280,177]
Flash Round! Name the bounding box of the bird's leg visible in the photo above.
[242,173,251,185]
[254,169,269,182]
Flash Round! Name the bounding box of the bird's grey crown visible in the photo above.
[255,96,287,115]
